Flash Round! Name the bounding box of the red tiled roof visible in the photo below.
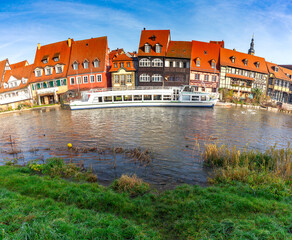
[138,29,170,57]
[67,36,108,76]
[209,41,225,48]
[10,60,29,69]
[220,48,268,74]
[266,62,290,81]
[190,40,221,73]
[280,66,292,82]
[109,48,124,60]
[226,73,254,81]
[0,64,33,93]
[109,53,136,72]
[31,39,73,83]
[166,41,192,58]
[0,59,9,88]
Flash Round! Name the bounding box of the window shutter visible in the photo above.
[44,82,47,88]
[32,84,35,90]
[50,81,54,87]
[63,79,67,85]
[57,80,61,86]
[37,83,40,89]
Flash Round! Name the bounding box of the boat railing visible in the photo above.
[85,86,179,93]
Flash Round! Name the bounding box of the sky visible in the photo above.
[0,0,291,64]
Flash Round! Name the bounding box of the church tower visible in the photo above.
[248,35,255,55]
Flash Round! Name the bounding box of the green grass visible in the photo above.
[0,165,291,239]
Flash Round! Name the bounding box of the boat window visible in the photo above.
[153,95,162,100]
[104,96,112,102]
[114,96,122,101]
[144,95,152,100]
[134,95,142,101]
[201,96,206,101]
[92,97,99,103]
[192,96,200,101]
[182,95,190,101]
[124,95,132,101]
[163,95,171,100]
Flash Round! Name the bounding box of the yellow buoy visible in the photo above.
[67,143,72,148]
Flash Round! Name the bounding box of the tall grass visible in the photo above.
[202,143,291,196]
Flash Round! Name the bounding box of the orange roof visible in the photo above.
[220,48,268,74]
[210,41,225,48]
[138,29,170,57]
[166,41,192,58]
[280,66,292,82]
[109,48,124,60]
[0,59,9,88]
[190,40,221,73]
[67,36,108,76]
[31,39,73,83]
[109,53,136,72]
[226,73,254,81]
[0,64,33,94]
[10,60,29,69]
[266,62,291,81]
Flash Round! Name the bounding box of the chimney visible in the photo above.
[68,38,72,47]
[37,43,41,50]
[143,27,146,30]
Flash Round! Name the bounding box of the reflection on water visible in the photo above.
[0,107,292,189]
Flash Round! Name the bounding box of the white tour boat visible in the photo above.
[69,86,218,110]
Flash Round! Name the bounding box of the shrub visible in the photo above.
[111,174,150,196]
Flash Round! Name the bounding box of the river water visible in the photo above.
[0,106,291,189]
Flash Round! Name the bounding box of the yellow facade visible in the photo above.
[111,69,135,89]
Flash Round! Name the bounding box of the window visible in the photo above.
[183,62,187,68]
[120,75,125,85]
[139,58,151,67]
[56,66,62,73]
[211,61,216,68]
[275,66,279,72]
[83,76,88,84]
[145,43,151,53]
[93,60,100,68]
[202,87,205,92]
[53,57,59,62]
[90,75,95,83]
[60,79,66,86]
[73,62,78,70]
[127,62,131,67]
[152,58,163,67]
[231,56,235,63]
[212,75,216,82]
[83,60,89,69]
[212,88,217,93]
[204,75,209,81]
[196,59,200,67]
[139,74,150,82]
[195,74,200,80]
[77,76,82,84]
[45,68,52,75]
[114,75,119,84]
[127,75,132,83]
[231,68,235,74]
[96,74,102,82]
[255,62,260,68]
[152,74,162,82]
[70,77,75,85]
[36,70,42,77]
[155,44,162,53]
[120,62,124,68]
[243,59,248,66]
[114,63,118,68]
[42,59,48,64]
[170,61,173,67]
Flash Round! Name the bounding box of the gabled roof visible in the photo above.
[166,41,192,59]
[266,62,291,81]
[220,48,268,74]
[67,36,108,76]
[0,59,9,88]
[31,39,73,83]
[190,40,221,73]
[138,29,170,57]
[10,60,29,70]
[0,64,33,94]
[109,53,136,72]
[279,65,292,70]
[280,66,292,82]
[109,48,124,61]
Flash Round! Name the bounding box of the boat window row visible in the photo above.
[92,94,173,103]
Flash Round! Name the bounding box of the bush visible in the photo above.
[111,174,150,196]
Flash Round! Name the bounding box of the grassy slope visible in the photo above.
[0,166,291,240]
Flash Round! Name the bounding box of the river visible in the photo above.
[0,106,291,189]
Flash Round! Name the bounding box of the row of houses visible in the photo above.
[0,29,292,110]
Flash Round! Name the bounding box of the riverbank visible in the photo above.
[0,162,291,239]
[0,104,60,115]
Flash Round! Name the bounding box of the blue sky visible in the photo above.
[0,0,291,64]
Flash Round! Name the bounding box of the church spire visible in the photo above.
[248,34,255,55]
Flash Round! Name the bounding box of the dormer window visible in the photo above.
[155,44,162,53]
[93,59,100,68]
[230,56,235,63]
[275,66,279,72]
[45,67,52,75]
[196,58,200,67]
[55,65,63,74]
[114,63,117,68]
[211,60,216,69]
[22,78,27,84]
[243,59,248,66]
[144,43,151,53]
[35,69,42,77]
[53,53,60,62]
[255,62,260,68]
[127,62,131,67]
[73,61,79,70]
[42,55,49,64]
[120,62,124,68]
[83,60,89,69]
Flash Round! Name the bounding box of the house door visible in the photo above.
[120,75,125,86]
